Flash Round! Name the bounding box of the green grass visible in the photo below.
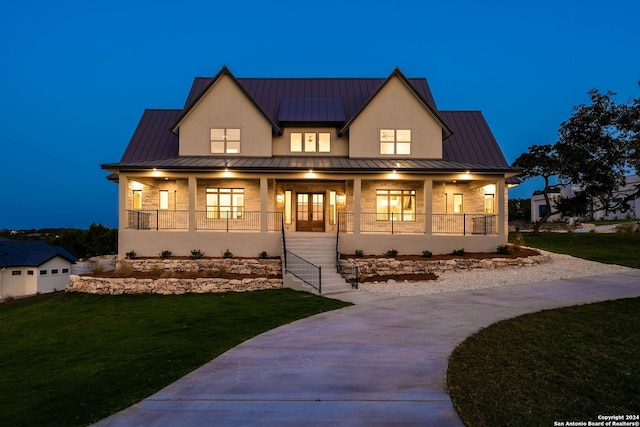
[448,298,640,426]
[510,231,640,268]
[0,290,350,427]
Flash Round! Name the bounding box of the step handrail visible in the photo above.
[285,250,322,293]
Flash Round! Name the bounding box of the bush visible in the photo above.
[512,233,525,249]
[259,251,268,259]
[89,261,105,275]
[222,249,233,259]
[496,244,510,255]
[150,267,164,279]
[159,250,172,259]
[386,249,399,258]
[422,250,433,258]
[355,249,364,257]
[190,249,205,259]
[452,248,465,256]
[115,262,133,277]
[125,250,137,260]
[215,266,228,278]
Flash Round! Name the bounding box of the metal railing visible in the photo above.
[432,214,497,235]
[337,212,498,235]
[284,250,322,293]
[127,210,189,230]
[126,210,282,231]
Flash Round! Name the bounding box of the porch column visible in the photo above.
[260,177,268,232]
[497,178,506,237]
[423,178,433,235]
[353,177,361,234]
[188,176,196,232]
[118,174,128,231]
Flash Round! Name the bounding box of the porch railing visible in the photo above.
[338,212,498,235]
[285,250,322,293]
[126,210,282,231]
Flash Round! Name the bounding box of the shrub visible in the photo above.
[496,244,510,255]
[355,249,364,257]
[386,249,399,258]
[125,250,137,260]
[190,249,205,259]
[452,248,465,256]
[161,269,176,279]
[150,267,164,279]
[115,262,134,277]
[422,250,433,258]
[616,224,637,234]
[512,233,525,249]
[215,265,228,278]
[259,251,268,259]
[222,249,233,259]
[89,261,105,275]
[159,250,172,259]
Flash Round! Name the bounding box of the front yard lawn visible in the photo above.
[448,297,640,426]
[0,290,350,427]
[510,231,640,268]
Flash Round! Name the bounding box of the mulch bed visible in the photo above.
[341,247,539,261]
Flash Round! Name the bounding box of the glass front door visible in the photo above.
[296,193,325,232]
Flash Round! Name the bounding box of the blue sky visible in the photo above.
[1,0,639,229]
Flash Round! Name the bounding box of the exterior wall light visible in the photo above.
[336,194,345,204]
[276,194,284,203]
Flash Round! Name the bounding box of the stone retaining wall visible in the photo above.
[67,276,283,295]
[342,253,551,279]
[117,258,282,276]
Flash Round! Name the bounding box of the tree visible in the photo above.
[514,84,640,230]
[512,144,562,233]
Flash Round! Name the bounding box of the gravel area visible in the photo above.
[360,250,635,296]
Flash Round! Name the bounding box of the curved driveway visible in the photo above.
[96,270,640,426]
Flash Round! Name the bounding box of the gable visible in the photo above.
[348,75,444,159]
[176,74,273,157]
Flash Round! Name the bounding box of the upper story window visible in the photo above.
[211,128,241,154]
[291,132,330,153]
[380,129,411,155]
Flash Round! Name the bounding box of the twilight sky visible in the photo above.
[1,0,639,229]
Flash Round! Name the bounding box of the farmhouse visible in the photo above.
[102,66,519,262]
[0,238,77,298]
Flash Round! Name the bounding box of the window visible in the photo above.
[28,270,34,275]
[210,128,241,154]
[132,190,142,210]
[376,190,415,221]
[62,268,69,274]
[484,194,495,214]
[159,190,169,210]
[284,190,292,224]
[290,132,331,153]
[12,270,21,276]
[538,204,548,217]
[206,188,244,219]
[40,270,48,275]
[380,129,411,155]
[453,194,463,214]
[329,191,337,225]
[52,269,59,275]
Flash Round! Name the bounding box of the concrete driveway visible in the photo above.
[95,270,640,426]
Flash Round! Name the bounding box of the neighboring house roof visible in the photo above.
[0,239,77,268]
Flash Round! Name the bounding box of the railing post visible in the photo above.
[318,266,322,294]
[226,211,229,232]
[391,215,394,234]
[463,213,466,235]
[156,210,159,231]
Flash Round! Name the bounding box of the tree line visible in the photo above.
[513,84,640,232]
[0,223,117,259]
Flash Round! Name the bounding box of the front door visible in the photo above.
[296,193,325,232]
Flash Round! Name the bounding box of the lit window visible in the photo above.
[290,133,302,152]
[284,191,292,224]
[376,190,415,221]
[206,188,244,219]
[290,132,331,153]
[132,190,142,210]
[484,194,494,214]
[453,194,463,214]
[379,129,411,155]
[159,190,169,210]
[211,128,241,154]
